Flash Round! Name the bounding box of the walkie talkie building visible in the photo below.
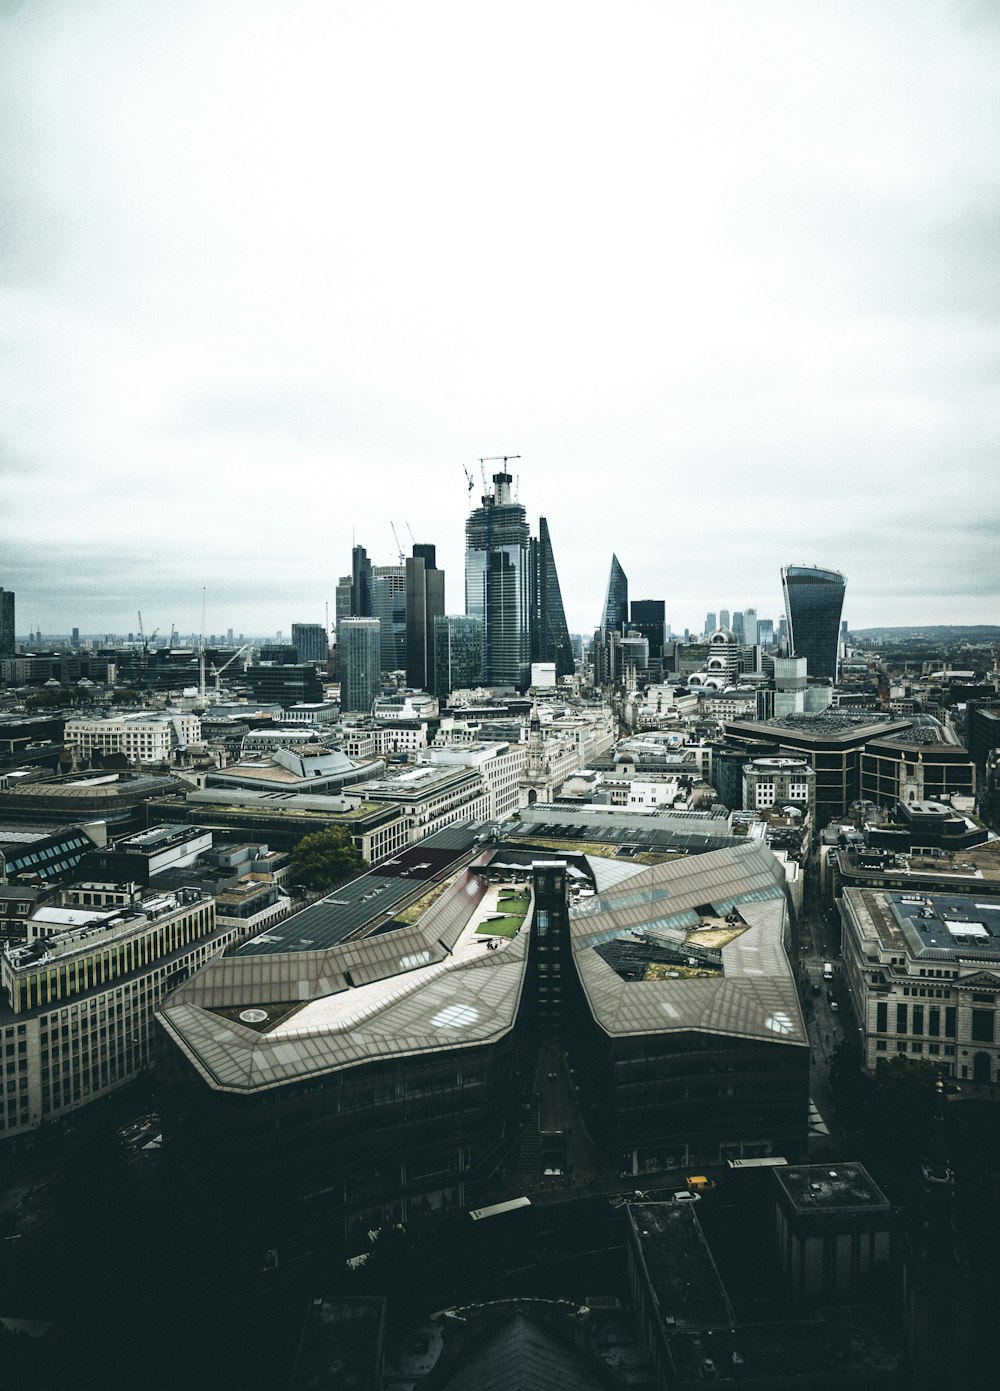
[781,564,846,683]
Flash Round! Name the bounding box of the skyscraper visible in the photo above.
[0,588,14,658]
[781,564,847,683]
[705,612,717,637]
[630,600,665,665]
[351,545,372,618]
[719,608,730,632]
[291,623,328,664]
[406,544,445,692]
[744,607,758,646]
[371,564,407,672]
[433,614,484,698]
[465,470,531,691]
[529,518,574,680]
[599,554,628,635]
[339,617,381,712]
[732,611,745,644]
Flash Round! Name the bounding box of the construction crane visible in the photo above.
[390,522,406,564]
[462,464,475,498]
[479,455,521,467]
[211,643,251,695]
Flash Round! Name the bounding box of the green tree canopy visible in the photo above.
[289,826,365,893]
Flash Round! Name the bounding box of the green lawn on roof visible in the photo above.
[476,915,522,938]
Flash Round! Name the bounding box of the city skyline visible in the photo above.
[3,3,999,638]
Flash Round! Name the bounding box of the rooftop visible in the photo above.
[774,1162,890,1213]
[570,842,807,1046]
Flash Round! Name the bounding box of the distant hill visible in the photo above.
[851,626,1000,642]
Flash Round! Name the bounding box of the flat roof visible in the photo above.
[774,1163,890,1213]
[234,823,485,956]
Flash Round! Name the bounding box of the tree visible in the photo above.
[289,826,365,893]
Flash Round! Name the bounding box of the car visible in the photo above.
[671,1190,701,1203]
[685,1175,716,1194]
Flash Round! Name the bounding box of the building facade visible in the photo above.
[465,470,531,691]
[781,564,847,684]
[0,888,233,1142]
[433,614,484,698]
[529,517,574,681]
[64,713,202,766]
[405,544,445,692]
[339,617,382,713]
[839,885,1000,1085]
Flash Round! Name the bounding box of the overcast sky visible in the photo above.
[3,0,999,642]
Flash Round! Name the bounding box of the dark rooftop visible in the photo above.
[773,1162,890,1213]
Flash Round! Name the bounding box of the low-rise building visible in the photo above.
[64,713,202,766]
[0,887,230,1142]
[839,885,1000,1084]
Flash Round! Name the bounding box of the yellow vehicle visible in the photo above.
[685,1175,716,1194]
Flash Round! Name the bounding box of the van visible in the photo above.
[685,1175,716,1194]
[822,962,834,981]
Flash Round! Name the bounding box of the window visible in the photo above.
[972,1010,995,1044]
[876,1003,887,1033]
[896,1003,907,1034]
[912,1006,924,1035]
[945,1007,957,1038]
[928,1007,940,1037]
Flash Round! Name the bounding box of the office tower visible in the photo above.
[406,544,445,692]
[599,554,628,635]
[71,626,80,648]
[433,614,484,698]
[371,564,407,672]
[630,600,665,664]
[529,517,574,680]
[291,623,328,664]
[757,618,775,649]
[705,612,717,636]
[744,607,758,646]
[732,611,746,644]
[0,588,14,657]
[841,619,849,644]
[351,545,372,617]
[719,608,730,632]
[339,617,381,712]
[465,469,531,691]
[781,564,847,683]
[335,575,353,626]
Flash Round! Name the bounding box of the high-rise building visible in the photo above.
[599,555,628,636]
[406,544,445,692]
[732,611,745,644]
[0,588,14,657]
[757,618,775,649]
[291,623,329,665]
[705,612,717,637]
[433,614,484,697]
[529,518,574,680]
[339,617,381,712]
[744,607,758,646]
[719,608,730,632]
[781,565,847,683]
[371,565,407,673]
[351,545,372,618]
[630,600,665,665]
[465,470,531,691]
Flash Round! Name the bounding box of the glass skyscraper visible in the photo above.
[433,614,484,697]
[781,564,847,683]
[599,554,628,635]
[339,617,381,712]
[465,471,531,691]
[530,517,574,680]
